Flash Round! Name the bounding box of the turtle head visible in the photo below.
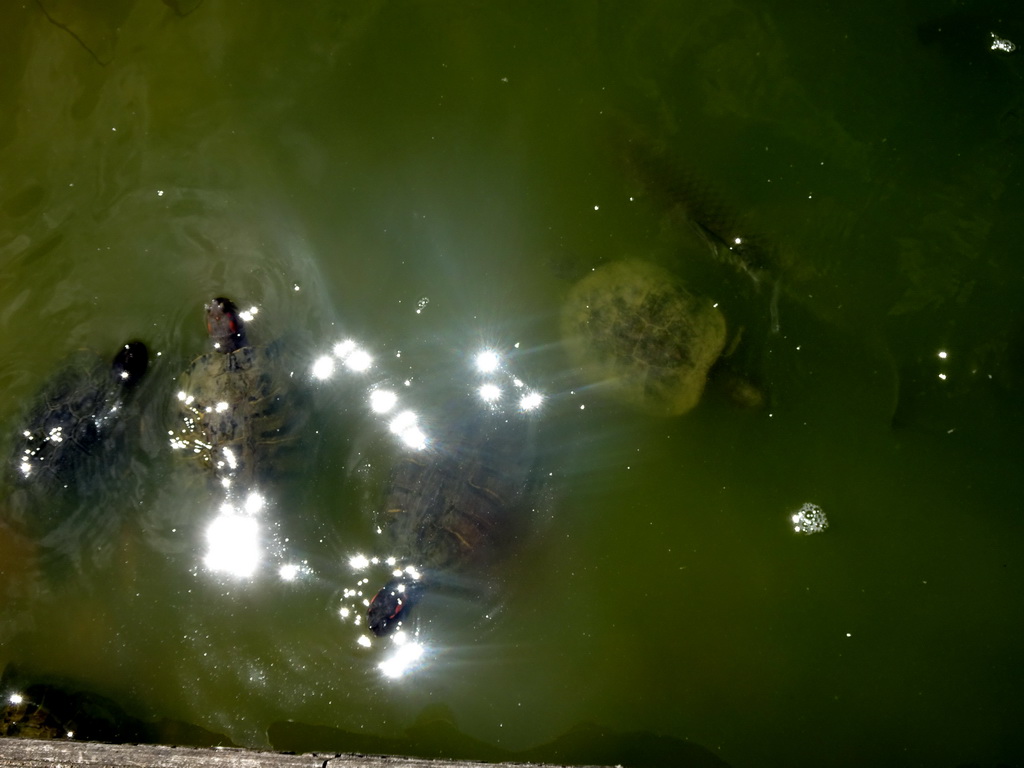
[206,297,248,353]
[367,575,425,636]
[111,341,148,389]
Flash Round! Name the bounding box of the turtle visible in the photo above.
[10,341,148,498]
[171,297,305,489]
[561,259,729,416]
[367,402,538,636]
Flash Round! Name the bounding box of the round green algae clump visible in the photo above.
[561,260,727,416]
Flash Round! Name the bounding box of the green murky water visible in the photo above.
[1,2,1023,766]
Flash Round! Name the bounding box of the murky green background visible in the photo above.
[1,2,1023,767]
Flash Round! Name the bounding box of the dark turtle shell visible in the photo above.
[368,402,537,636]
[0,681,156,743]
[10,342,148,497]
[171,298,305,488]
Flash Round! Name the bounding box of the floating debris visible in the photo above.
[990,32,1016,53]
[791,502,829,535]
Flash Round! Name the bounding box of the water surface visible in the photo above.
[1,2,1022,767]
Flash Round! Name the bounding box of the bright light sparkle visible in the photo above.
[312,355,336,380]
[479,384,502,403]
[404,565,422,580]
[330,340,373,372]
[203,512,261,577]
[389,410,417,434]
[791,502,828,535]
[349,553,370,570]
[278,563,300,581]
[369,389,398,414]
[938,351,948,359]
[334,340,356,358]
[389,410,427,450]
[520,391,544,411]
[378,639,425,679]
[344,349,373,372]
[475,350,501,373]
[8,693,23,705]
[244,491,265,514]
[400,427,426,450]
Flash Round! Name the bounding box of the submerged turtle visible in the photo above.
[0,678,230,745]
[367,402,538,636]
[561,259,728,416]
[172,297,304,488]
[10,341,148,497]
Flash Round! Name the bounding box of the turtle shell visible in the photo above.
[0,694,68,740]
[367,403,537,636]
[10,342,148,497]
[561,259,727,415]
[173,342,300,487]
[171,299,305,488]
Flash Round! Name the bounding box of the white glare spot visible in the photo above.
[334,339,356,358]
[204,512,261,577]
[378,640,425,679]
[333,339,373,371]
[244,492,265,514]
[214,401,229,413]
[520,391,544,411]
[357,635,372,648]
[475,350,500,373]
[389,411,427,450]
[279,563,300,581]
[239,307,257,322]
[8,693,23,705]
[479,384,502,403]
[312,355,335,380]
[349,553,370,570]
[938,351,948,359]
[389,410,417,435]
[938,373,947,381]
[369,389,398,414]
[344,348,373,372]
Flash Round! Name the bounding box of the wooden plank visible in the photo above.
[0,738,589,768]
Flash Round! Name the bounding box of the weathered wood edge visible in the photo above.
[0,738,604,768]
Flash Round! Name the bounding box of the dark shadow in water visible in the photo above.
[0,664,235,748]
[268,711,730,768]
[34,0,135,67]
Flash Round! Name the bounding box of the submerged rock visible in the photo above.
[561,260,728,416]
